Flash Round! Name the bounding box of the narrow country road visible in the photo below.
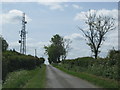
[46,65,98,88]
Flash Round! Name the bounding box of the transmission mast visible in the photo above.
[19,13,27,54]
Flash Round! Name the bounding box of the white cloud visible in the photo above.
[27,41,49,48]
[74,12,86,21]
[27,37,35,41]
[38,2,83,11]
[64,4,69,7]
[72,4,82,9]
[38,2,64,11]
[1,9,32,24]
[9,41,19,47]
[99,30,118,57]
[74,9,118,21]
[103,30,118,48]
[64,33,85,41]
[36,0,70,2]
[64,33,91,59]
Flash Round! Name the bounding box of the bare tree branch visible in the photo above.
[78,10,115,59]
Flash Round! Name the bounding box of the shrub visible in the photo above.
[2,50,45,81]
[61,54,118,80]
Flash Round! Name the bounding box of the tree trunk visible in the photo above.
[94,50,98,59]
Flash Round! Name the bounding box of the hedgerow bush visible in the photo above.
[2,50,45,81]
[60,50,119,80]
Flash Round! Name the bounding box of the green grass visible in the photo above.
[0,83,2,90]
[53,65,119,89]
[3,65,46,88]
[23,65,46,88]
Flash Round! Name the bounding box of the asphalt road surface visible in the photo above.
[46,65,98,88]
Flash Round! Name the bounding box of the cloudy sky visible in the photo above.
[1,1,118,63]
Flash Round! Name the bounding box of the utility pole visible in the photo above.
[35,49,37,57]
[19,13,27,54]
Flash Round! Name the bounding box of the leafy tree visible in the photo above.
[44,34,71,63]
[44,34,64,63]
[107,48,120,66]
[0,36,8,51]
[78,10,115,59]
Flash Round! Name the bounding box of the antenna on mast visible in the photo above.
[19,13,27,54]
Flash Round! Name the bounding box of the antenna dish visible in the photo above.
[19,40,21,43]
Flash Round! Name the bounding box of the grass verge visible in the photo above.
[3,65,46,88]
[24,65,46,88]
[53,65,118,89]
